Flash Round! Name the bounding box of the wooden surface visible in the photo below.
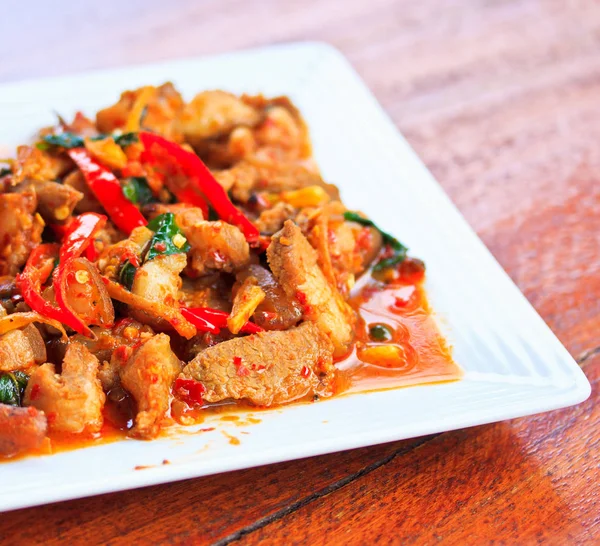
[2,0,599,543]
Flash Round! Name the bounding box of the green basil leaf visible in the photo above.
[0,372,28,406]
[39,132,85,150]
[145,213,190,262]
[343,211,407,253]
[0,167,12,177]
[114,132,139,147]
[121,177,154,205]
[119,261,137,290]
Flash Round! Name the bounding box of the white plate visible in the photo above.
[0,42,590,513]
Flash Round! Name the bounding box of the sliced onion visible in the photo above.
[0,312,67,340]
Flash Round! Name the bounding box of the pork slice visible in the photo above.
[0,191,44,276]
[0,404,47,457]
[267,221,355,356]
[11,179,83,223]
[120,333,182,439]
[180,322,335,406]
[24,342,105,433]
[185,221,250,276]
[0,325,46,372]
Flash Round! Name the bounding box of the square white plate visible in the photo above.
[0,42,590,513]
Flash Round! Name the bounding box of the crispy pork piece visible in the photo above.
[0,325,46,372]
[0,405,47,457]
[0,191,44,276]
[120,334,182,439]
[24,343,105,433]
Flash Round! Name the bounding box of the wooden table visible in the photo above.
[2,1,599,543]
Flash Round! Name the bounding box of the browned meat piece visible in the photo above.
[63,169,104,214]
[254,202,296,235]
[0,325,46,372]
[0,191,44,276]
[214,159,339,204]
[10,179,83,223]
[24,342,105,433]
[97,83,185,141]
[65,320,154,391]
[143,203,205,231]
[129,253,187,330]
[185,221,250,276]
[177,90,261,145]
[120,334,182,439]
[180,322,335,406]
[305,204,366,296]
[242,95,312,161]
[0,404,47,457]
[267,221,355,356]
[12,145,70,184]
[236,265,302,330]
[144,204,249,276]
[228,277,265,334]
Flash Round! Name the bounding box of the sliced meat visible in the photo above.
[177,90,261,145]
[120,333,182,439]
[185,221,250,276]
[10,179,83,223]
[181,322,335,406]
[97,83,184,141]
[236,265,302,330]
[144,205,249,277]
[24,342,105,433]
[12,145,69,184]
[254,202,296,235]
[0,325,46,372]
[0,404,47,457]
[0,191,44,276]
[130,253,186,322]
[267,221,355,356]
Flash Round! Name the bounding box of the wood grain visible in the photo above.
[1,0,599,544]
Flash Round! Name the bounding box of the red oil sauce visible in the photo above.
[337,263,461,393]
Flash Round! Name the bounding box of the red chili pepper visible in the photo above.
[68,148,147,234]
[139,132,260,245]
[174,377,206,406]
[52,213,107,337]
[15,243,76,329]
[181,307,263,335]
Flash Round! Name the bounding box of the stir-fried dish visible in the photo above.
[0,84,460,459]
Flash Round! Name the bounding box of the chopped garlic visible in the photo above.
[54,205,70,221]
[172,233,187,249]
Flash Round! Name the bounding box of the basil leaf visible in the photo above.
[343,211,407,253]
[372,252,408,272]
[119,261,137,290]
[0,167,11,177]
[145,213,190,262]
[38,132,85,150]
[0,372,28,406]
[122,177,154,205]
[114,132,139,147]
